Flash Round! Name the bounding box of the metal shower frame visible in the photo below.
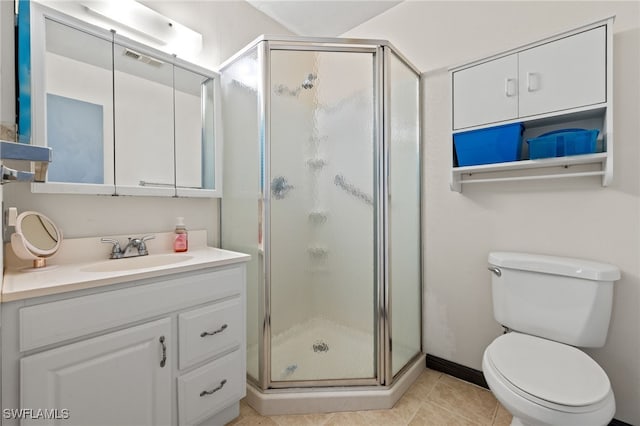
[219,34,423,391]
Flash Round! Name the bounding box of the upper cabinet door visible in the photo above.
[518,26,606,118]
[114,43,176,196]
[453,54,518,130]
[32,14,115,194]
[174,66,222,197]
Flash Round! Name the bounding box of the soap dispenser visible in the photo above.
[174,217,188,252]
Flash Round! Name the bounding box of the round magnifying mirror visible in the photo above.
[11,211,63,269]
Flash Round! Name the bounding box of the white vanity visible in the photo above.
[1,230,249,426]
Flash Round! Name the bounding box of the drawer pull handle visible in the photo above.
[159,336,167,368]
[200,324,228,338]
[200,379,227,397]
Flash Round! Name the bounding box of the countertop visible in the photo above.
[2,231,250,303]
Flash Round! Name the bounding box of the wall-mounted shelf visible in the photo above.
[449,17,614,193]
[451,152,609,191]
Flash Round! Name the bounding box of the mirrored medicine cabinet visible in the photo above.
[24,3,222,197]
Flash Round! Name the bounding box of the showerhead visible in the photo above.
[302,73,317,89]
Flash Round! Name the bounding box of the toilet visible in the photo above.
[483,252,621,426]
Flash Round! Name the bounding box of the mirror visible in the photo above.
[25,3,221,197]
[11,210,63,269]
[113,42,175,196]
[35,14,115,193]
[174,66,218,195]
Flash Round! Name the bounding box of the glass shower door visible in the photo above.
[268,48,377,384]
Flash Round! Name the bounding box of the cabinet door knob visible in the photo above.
[159,336,167,368]
[200,324,228,338]
[504,78,517,97]
[200,379,227,397]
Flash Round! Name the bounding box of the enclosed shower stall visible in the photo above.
[219,36,422,413]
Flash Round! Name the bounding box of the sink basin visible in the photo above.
[81,254,194,273]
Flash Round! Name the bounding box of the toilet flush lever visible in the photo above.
[488,266,502,277]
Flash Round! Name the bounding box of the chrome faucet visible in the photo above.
[101,235,155,259]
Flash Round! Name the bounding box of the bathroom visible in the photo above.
[0,1,638,425]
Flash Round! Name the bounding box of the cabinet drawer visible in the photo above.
[178,297,243,369]
[177,350,244,426]
[19,266,244,351]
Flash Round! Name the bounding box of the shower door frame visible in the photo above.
[248,36,423,391]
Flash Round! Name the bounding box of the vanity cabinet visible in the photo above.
[1,264,246,426]
[450,17,613,191]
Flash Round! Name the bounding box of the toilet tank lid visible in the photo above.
[488,252,621,281]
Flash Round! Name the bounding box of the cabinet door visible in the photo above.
[113,43,175,197]
[518,26,606,118]
[453,54,518,129]
[21,318,171,426]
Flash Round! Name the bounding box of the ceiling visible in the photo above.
[246,1,403,37]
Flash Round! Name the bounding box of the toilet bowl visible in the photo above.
[483,332,615,426]
[484,252,621,426]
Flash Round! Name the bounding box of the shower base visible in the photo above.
[250,317,374,381]
[246,353,425,415]
[245,317,425,415]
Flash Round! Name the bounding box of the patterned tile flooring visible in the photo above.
[228,368,513,425]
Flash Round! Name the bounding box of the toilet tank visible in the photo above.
[488,252,620,348]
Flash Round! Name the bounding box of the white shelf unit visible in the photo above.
[449,17,614,192]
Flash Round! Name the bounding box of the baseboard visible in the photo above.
[609,420,634,426]
[425,354,488,389]
[425,354,631,426]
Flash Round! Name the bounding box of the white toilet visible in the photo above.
[483,252,621,426]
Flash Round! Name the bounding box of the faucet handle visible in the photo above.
[138,235,155,256]
[101,238,123,259]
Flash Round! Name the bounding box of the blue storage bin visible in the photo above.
[454,123,523,167]
[527,129,599,159]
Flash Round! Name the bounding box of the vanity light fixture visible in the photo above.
[81,0,202,58]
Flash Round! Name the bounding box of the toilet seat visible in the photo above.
[485,332,611,412]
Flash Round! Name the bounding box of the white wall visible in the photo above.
[2,1,293,246]
[345,1,640,424]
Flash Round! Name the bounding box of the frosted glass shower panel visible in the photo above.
[44,18,113,185]
[269,50,376,382]
[114,43,175,195]
[220,48,262,382]
[388,51,421,376]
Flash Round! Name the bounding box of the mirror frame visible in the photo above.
[26,2,223,198]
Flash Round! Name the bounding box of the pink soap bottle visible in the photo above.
[174,217,188,252]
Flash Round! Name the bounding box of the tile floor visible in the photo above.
[228,368,513,425]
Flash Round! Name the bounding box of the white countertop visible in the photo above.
[2,231,250,303]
